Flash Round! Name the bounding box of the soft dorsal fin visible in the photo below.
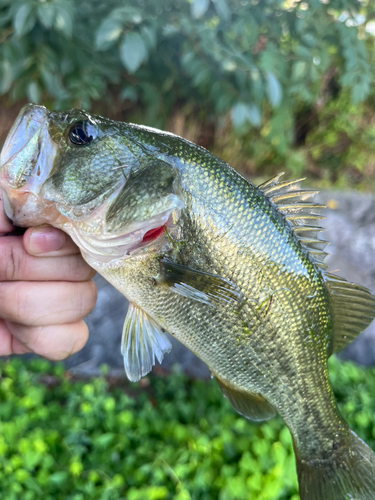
[214,373,275,421]
[258,173,328,269]
[325,273,375,354]
[121,303,172,381]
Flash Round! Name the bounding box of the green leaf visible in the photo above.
[244,104,262,127]
[291,61,307,81]
[48,471,68,485]
[37,4,56,29]
[350,79,370,104]
[266,71,282,108]
[95,17,123,50]
[0,11,11,27]
[302,33,316,47]
[54,7,73,38]
[93,433,114,448]
[121,86,138,102]
[40,69,64,99]
[141,25,157,50]
[212,0,230,21]
[26,81,41,104]
[191,0,210,19]
[231,102,262,128]
[14,4,35,37]
[295,45,311,59]
[120,32,148,74]
[0,60,13,94]
[231,103,249,128]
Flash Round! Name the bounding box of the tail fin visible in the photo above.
[296,431,375,500]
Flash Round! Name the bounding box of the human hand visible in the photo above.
[0,197,97,360]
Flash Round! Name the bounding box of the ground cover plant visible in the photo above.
[0,356,374,500]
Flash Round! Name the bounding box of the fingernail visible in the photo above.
[28,226,65,254]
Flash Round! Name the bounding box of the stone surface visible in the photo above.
[63,189,375,377]
[317,191,375,366]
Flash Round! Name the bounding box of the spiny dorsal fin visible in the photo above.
[325,273,375,354]
[259,173,328,269]
[121,303,172,381]
[214,373,275,421]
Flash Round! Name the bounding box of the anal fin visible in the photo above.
[121,303,172,382]
[214,374,275,422]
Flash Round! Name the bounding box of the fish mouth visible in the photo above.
[0,104,59,226]
[0,104,48,188]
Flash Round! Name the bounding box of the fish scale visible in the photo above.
[2,104,375,500]
[104,139,336,442]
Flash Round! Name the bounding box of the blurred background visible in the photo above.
[1,0,374,188]
[1,1,375,499]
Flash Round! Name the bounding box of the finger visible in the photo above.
[5,320,89,360]
[0,236,95,281]
[0,280,97,326]
[0,197,15,234]
[0,318,16,355]
[0,318,32,355]
[24,226,81,256]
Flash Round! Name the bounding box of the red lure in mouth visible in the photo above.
[142,225,165,244]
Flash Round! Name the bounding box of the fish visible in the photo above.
[1,103,375,500]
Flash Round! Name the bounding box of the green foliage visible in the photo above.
[0,357,374,499]
[0,0,373,124]
[0,0,374,185]
[305,90,375,185]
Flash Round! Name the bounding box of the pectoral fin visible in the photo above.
[215,374,275,421]
[121,303,172,382]
[159,258,243,308]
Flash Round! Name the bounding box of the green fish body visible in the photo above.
[1,104,375,500]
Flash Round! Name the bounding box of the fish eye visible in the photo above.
[68,121,96,146]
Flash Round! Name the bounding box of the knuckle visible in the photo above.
[13,284,30,322]
[64,255,94,281]
[0,283,29,324]
[77,281,97,316]
[82,280,97,316]
[6,242,24,281]
[87,279,98,306]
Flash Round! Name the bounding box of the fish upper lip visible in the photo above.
[0,104,48,188]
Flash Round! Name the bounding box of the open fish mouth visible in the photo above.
[0,104,59,226]
[0,105,48,189]
[0,105,184,263]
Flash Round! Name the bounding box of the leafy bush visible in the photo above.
[0,1,373,122]
[0,0,374,184]
[0,356,374,500]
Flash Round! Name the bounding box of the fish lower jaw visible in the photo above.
[0,186,60,227]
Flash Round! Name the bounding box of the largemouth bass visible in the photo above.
[1,104,375,500]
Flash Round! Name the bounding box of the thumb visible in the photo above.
[24,226,81,257]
